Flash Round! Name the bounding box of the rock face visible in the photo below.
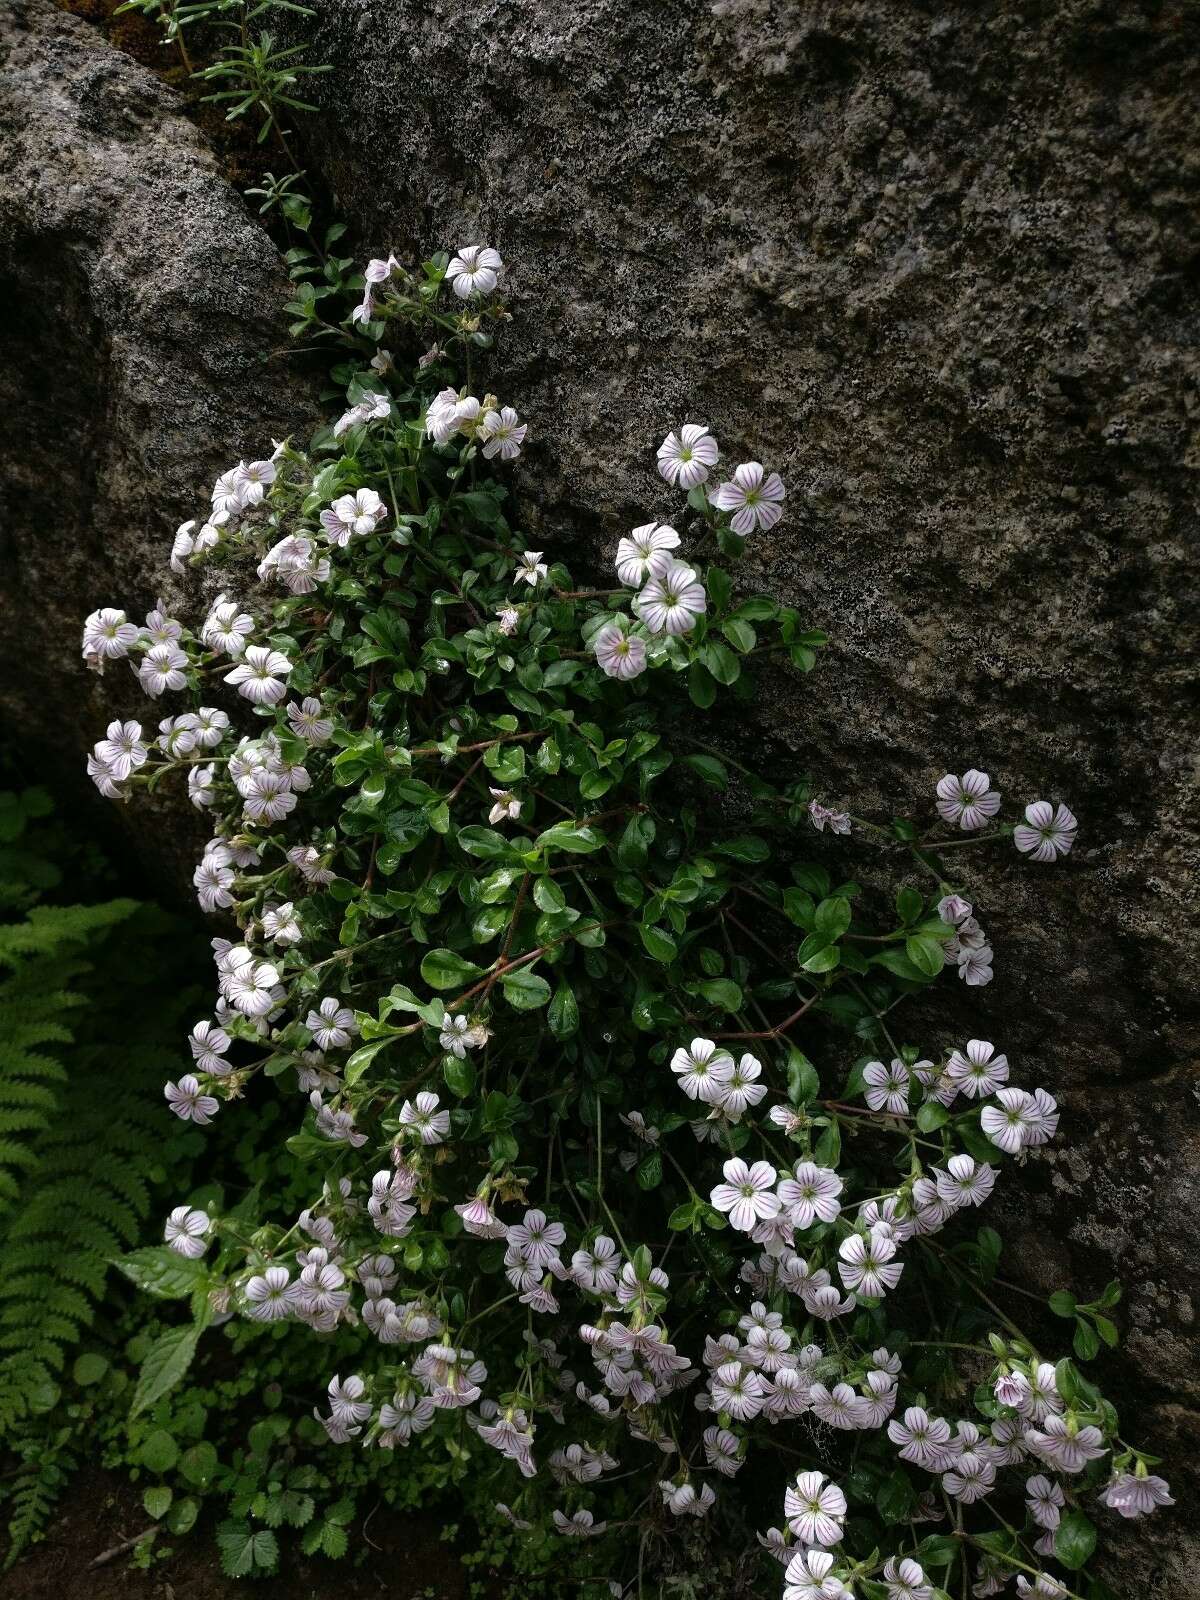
[287,1,1198,1584]
[0,0,316,877]
[0,0,1197,1585]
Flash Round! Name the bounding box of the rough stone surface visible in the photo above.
[0,0,316,877]
[285,1,1200,1584]
[0,0,1197,1586]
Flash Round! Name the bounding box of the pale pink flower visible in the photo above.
[710,1157,780,1232]
[593,621,647,680]
[1014,801,1078,862]
[710,461,785,535]
[935,769,1001,830]
[657,424,719,489]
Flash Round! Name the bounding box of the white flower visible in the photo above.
[593,621,647,680]
[202,596,254,657]
[657,424,719,489]
[1098,1470,1174,1518]
[262,902,303,946]
[946,1039,1009,1097]
[716,1053,767,1117]
[189,1020,230,1074]
[82,607,139,668]
[320,488,388,545]
[1024,1087,1059,1145]
[194,707,230,748]
[670,1038,734,1103]
[784,1471,846,1547]
[227,958,281,1017]
[96,720,147,781]
[782,1547,853,1600]
[514,550,548,586]
[1025,1474,1065,1529]
[838,1228,904,1298]
[883,1557,932,1600]
[709,1360,765,1421]
[193,854,234,912]
[225,645,292,706]
[934,1153,997,1208]
[246,1265,294,1321]
[710,1157,780,1232]
[956,943,994,986]
[1025,1415,1105,1473]
[777,1161,843,1228]
[710,461,785,535]
[480,406,526,460]
[507,1208,566,1268]
[306,997,359,1051]
[935,769,1001,830]
[1014,801,1078,862]
[888,1406,954,1469]
[615,522,681,589]
[981,1087,1039,1154]
[287,697,335,745]
[234,458,276,506]
[425,387,462,443]
[943,1449,996,1502]
[447,244,503,298]
[138,643,189,697]
[164,1206,211,1258]
[637,558,707,635]
[241,769,297,825]
[164,1074,218,1125]
[399,1090,451,1144]
[863,1058,909,1114]
[487,788,522,824]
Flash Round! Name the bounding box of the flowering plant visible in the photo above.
[85,249,1169,1597]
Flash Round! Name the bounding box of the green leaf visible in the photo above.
[455,825,515,859]
[905,933,945,976]
[721,617,757,652]
[895,884,923,923]
[114,1246,208,1300]
[617,814,656,869]
[72,1352,109,1386]
[217,1522,280,1579]
[343,1036,394,1086]
[914,1535,960,1568]
[548,981,580,1038]
[687,661,717,708]
[683,753,728,789]
[668,1200,698,1231]
[1092,1312,1119,1347]
[875,1468,915,1524]
[814,896,852,938]
[1055,1510,1098,1570]
[500,968,552,1009]
[140,1428,179,1473]
[179,1441,219,1487]
[640,923,678,963]
[916,1101,950,1132]
[713,835,770,864]
[786,1049,819,1106]
[131,1324,201,1418]
[870,946,926,981]
[143,1486,173,1520]
[698,977,743,1011]
[1049,1289,1077,1317]
[1073,1316,1101,1360]
[533,876,567,913]
[535,822,604,854]
[443,1055,476,1097]
[798,933,840,973]
[420,948,485,990]
[636,1152,663,1190]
